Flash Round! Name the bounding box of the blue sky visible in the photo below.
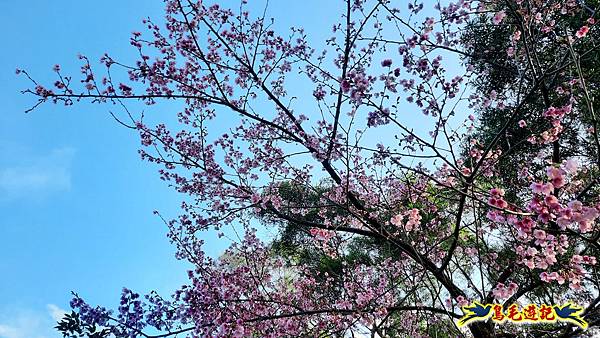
[0,1,340,337]
[1,1,189,336]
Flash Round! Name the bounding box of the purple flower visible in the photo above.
[340,79,351,93]
[69,294,111,327]
[367,108,391,127]
[313,87,326,100]
[381,59,393,67]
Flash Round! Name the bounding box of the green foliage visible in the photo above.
[461,1,600,196]
[55,311,111,338]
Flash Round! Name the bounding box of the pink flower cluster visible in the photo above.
[541,255,597,290]
[488,188,508,209]
[539,271,565,284]
[515,231,567,270]
[556,200,599,232]
[340,69,373,103]
[526,161,599,232]
[528,105,571,144]
[492,282,518,300]
[309,228,335,242]
[390,208,422,232]
[492,11,506,25]
[575,25,590,38]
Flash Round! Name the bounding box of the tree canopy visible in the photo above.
[20,0,600,337]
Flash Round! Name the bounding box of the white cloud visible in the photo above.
[0,325,22,338]
[0,312,45,338]
[0,147,74,201]
[46,304,66,323]
[0,305,66,338]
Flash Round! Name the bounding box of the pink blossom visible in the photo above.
[506,47,515,57]
[456,296,469,307]
[569,200,583,211]
[492,11,507,25]
[390,214,403,226]
[530,182,554,196]
[540,271,561,283]
[524,259,535,269]
[513,30,521,41]
[404,208,421,231]
[562,159,578,174]
[546,167,565,188]
[579,220,593,233]
[490,188,505,196]
[492,282,517,299]
[576,25,590,38]
[533,229,546,241]
[489,187,508,208]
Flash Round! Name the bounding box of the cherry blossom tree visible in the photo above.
[20,0,600,337]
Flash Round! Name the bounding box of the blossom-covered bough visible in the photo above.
[20,0,600,337]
